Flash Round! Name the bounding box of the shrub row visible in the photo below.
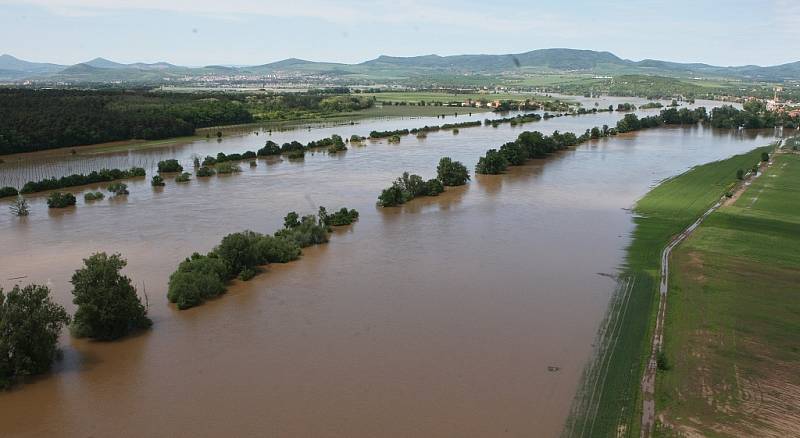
[18,167,145,195]
[0,186,18,198]
[46,192,76,208]
[371,120,483,140]
[167,207,358,310]
[377,157,469,207]
[484,112,542,127]
[157,159,183,173]
[475,108,708,175]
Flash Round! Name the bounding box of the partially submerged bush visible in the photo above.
[274,215,329,248]
[377,172,445,206]
[71,253,151,340]
[20,167,146,194]
[175,172,191,183]
[437,157,470,186]
[325,207,360,226]
[257,140,280,156]
[167,253,228,310]
[255,235,302,263]
[326,134,347,154]
[167,207,353,310]
[196,166,216,177]
[157,159,183,173]
[151,175,165,187]
[84,191,105,201]
[46,192,76,208]
[215,162,241,174]
[378,185,407,207]
[287,150,305,160]
[0,284,70,389]
[107,182,129,196]
[475,149,508,175]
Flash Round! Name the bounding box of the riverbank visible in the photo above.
[654,150,800,437]
[565,145,774,438]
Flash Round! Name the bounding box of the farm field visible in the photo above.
[566,145,775,438]
[655,151,800,437]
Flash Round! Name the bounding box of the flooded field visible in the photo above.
[0,97,777,437]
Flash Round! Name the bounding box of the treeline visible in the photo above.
[475,107,710,175]
[0,167,146,198]
[710,101,799,129]
[493,99,571,112]
[248,93,373,120]
[1,252,151,389]
[253,134,349,159]
[485,112,542,127]
[370,120,483,139]
[476,130,583,174]
[0,89,254,154]
[167,207,358,309]
[377,157,470,207]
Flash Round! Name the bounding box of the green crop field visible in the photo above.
[655,152,800,437]
[565,145,775,438]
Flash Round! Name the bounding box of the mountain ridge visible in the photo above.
[1,49,799,83]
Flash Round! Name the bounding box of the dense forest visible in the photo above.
[0,89,375,155]
[0,89,253,154]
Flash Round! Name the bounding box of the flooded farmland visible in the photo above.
[0,97,778,437]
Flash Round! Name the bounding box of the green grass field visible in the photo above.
[654,152,800,437]
[565,145,774,438]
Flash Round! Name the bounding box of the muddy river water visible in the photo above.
[0,97,777,437]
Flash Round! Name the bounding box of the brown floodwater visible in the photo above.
[0,97,779,437]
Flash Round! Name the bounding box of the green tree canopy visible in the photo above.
[71,253,151,341]
[1,284,70,389]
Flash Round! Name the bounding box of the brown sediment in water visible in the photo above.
[0,99,777,437]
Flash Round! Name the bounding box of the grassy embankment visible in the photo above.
[654,151,800,437]
[565,145,774,438]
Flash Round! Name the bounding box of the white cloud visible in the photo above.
[0,0,569,34]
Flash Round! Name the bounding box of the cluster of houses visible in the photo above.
[459,99,505,109]
[764,87,800,117]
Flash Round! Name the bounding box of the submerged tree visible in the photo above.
[437,157,470,186]
[107,182,129,196]
[9,195,29,217]
[46,192,76,209]
[475,149,508,175]
[71,253,152,341]
[0,284,70,389]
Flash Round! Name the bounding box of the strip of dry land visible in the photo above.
[653,147,800,437]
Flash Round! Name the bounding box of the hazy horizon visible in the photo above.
[1,0,798,67]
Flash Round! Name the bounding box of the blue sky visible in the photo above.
[1,0,798,67]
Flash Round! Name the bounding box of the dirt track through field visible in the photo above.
[638,143,779,437]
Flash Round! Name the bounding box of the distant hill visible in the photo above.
[2,49,799,83]
[83,57,128,69]
[0,54,65,76]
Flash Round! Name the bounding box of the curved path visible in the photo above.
[639,143,780,437]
